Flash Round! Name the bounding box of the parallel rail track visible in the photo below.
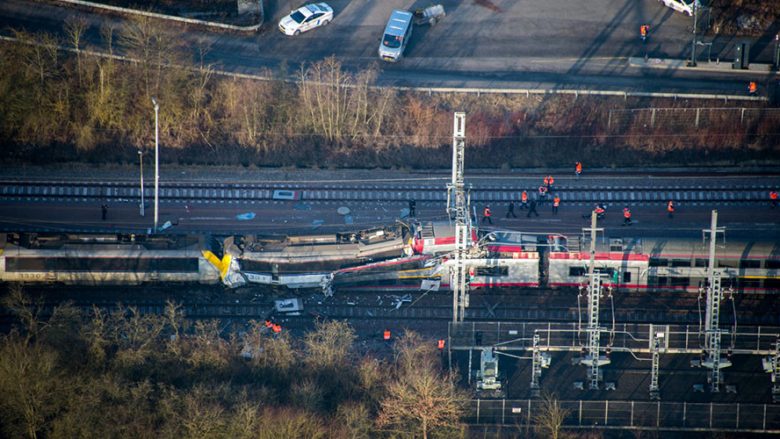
[1,180,775,204]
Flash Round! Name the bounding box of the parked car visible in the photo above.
[279,3,334,36]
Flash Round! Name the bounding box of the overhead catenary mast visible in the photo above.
[448,112,470,323]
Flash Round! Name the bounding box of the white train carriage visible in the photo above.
[0,233,220,285]
[642,238,780,293]
[547,249,649,292]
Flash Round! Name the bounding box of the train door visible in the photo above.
[621,267,640,292]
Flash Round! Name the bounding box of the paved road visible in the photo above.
[1,0,776,95]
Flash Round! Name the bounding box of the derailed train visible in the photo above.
[1,224,779,293]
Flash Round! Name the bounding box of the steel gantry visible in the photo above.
[649,325,666,400]
[580,211,609,390]
[763,337,780,403]
[448,112,471,323]
[700,210,731,392]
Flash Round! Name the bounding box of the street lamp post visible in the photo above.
[689,1,698,67]
[138,150,144,217]
[152,97,159,232]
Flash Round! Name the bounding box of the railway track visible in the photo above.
[1,179,775,205]
[2,298,777,326]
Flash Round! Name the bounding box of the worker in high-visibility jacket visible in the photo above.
[667,200,675,218]
[383,329,391,341]
[438,339,445,350]
[575,162,583,177]
[770,190,778,209]
[520,191,529,209]
[482,206,493,225]
[552,195,560,215]
[272,324,282,334]
[748,81,758,95]
[622,207,632,226]
[547,175,555,192]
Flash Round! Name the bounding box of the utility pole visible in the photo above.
[449,112,470,323]
[152,98,160,232]
[649,324,664,400]
[138,150,144,217]
[701,210,730,392]
[581,211,608,390]
[688,1,698,67]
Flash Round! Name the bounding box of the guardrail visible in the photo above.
[50,0,263,31]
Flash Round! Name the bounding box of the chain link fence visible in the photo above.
[468,399,780,433]
[606,107,780,133]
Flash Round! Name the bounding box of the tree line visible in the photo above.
[0,17,776,169]
[0,286,471,439]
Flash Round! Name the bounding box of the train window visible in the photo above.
[652,276,668,286]
[766,260,780,269]
[475,266,509,277]
[739,259,761,269]
[694,258,708,267]
[738,279,761,288]
[764,279,780,290]
[670,277,690,287]
[5,257,199,272]
[623,272,632,283]
[670,259,691,267]
[569,267,587,277]
[649,258,668,267]
[718,259,738,268]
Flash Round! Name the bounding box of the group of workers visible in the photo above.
[383,329,446,351]
[264,320,283,334]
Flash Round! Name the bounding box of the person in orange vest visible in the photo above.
[575,162,582,177]
[547,175,555,192]
[640,24,649,42]
[482,206,493,224]
[552,195,560,215]
[748,81,758,95]
[667,200,675,218]
[584,203,606,219]
[437,339,445,350]
[383,329,391,341]
[520,190,529,210]
[272,324,282,333]
[264,320,273,328]
[770,190,778,208]
[543,176,550,187]
[622,206,632,226]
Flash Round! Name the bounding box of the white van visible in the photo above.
[658,0,700,16]
[378,9,413,62]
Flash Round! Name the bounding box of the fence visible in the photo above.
[467,399,780,433]
[606,107,780,132]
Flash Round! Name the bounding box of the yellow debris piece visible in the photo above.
[202,250,231,279]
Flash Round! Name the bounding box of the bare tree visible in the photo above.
[377,330,469,439]
[303,319,355,370]
[63,16,88,84]
[532,392,569,439]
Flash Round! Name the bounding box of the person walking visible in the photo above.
[552,195,560,215]
[408,199,416,217]
[770,190,778,209]
[575,162,583,177]
[667,200,675,218]
[622,206,632,226]
[748,81,758,95]
[482,206,493,224]
[538,185,548,204]
[547,175,555,193]
[640,24,649,42]
[520,190,529,210]
[527,199,539,217]
[506,200,517,218]
[101,204,108,221]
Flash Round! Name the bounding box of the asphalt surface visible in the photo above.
[1,0,778,95]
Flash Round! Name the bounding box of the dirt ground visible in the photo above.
[709,0,780,36]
